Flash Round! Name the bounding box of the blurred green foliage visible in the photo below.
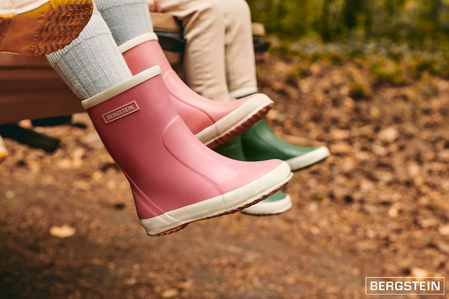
[247,0,449,43]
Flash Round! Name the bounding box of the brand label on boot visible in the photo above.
[102,101,140,124]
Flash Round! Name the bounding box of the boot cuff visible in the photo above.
[118,32,158,53]
[82,65,161,109]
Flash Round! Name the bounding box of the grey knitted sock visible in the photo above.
[46,11,132,100]
[95,0,153,47]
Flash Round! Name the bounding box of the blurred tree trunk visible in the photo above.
[342,0,362,29]
[321,0,332,41]
[363,1,372,38]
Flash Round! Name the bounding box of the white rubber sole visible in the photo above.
[140,161,292,236]
[242,194,292,215]
[195,94,273,147]
[285,146,330,171]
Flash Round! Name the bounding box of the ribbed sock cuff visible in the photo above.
[95,0,153,46]
[47,11,112,64]
[95,0,150,10]
[46,11,132,100]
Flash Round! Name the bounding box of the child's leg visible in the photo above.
[95,0,153,47]
[46,11,132,99]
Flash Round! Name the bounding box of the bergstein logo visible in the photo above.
[365,277,445,295]
[102,101,140,124]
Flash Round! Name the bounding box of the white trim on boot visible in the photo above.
[285,146,330,171]
[242,193,292,215]
[195,93,273,147]
[118,32,158,54]
[82,66,161,109]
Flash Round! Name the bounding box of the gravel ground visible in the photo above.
[1,53,449,298]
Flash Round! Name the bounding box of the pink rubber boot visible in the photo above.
[118,33,273,149]
[82,66,292,236]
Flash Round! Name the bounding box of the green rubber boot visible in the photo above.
[241,119,330,172]
[214,136,292,215]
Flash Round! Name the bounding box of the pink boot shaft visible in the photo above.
[119,33,273,148]
[82,66,292,236]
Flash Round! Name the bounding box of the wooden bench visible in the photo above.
[0,13,268,125]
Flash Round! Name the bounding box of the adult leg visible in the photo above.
[220,0,258,98]
[159,0,256,99]
[159,0,229,101]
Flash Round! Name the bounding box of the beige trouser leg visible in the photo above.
[159,0,257,101]
[221,0,257,99]
[159,0,229,101]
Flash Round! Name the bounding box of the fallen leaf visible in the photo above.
[162,289,178,298]
[330,142,351,154]
[411,268,429,278]
[378,127,399,142]
[49,225,76,238]
[438,224,449,236]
